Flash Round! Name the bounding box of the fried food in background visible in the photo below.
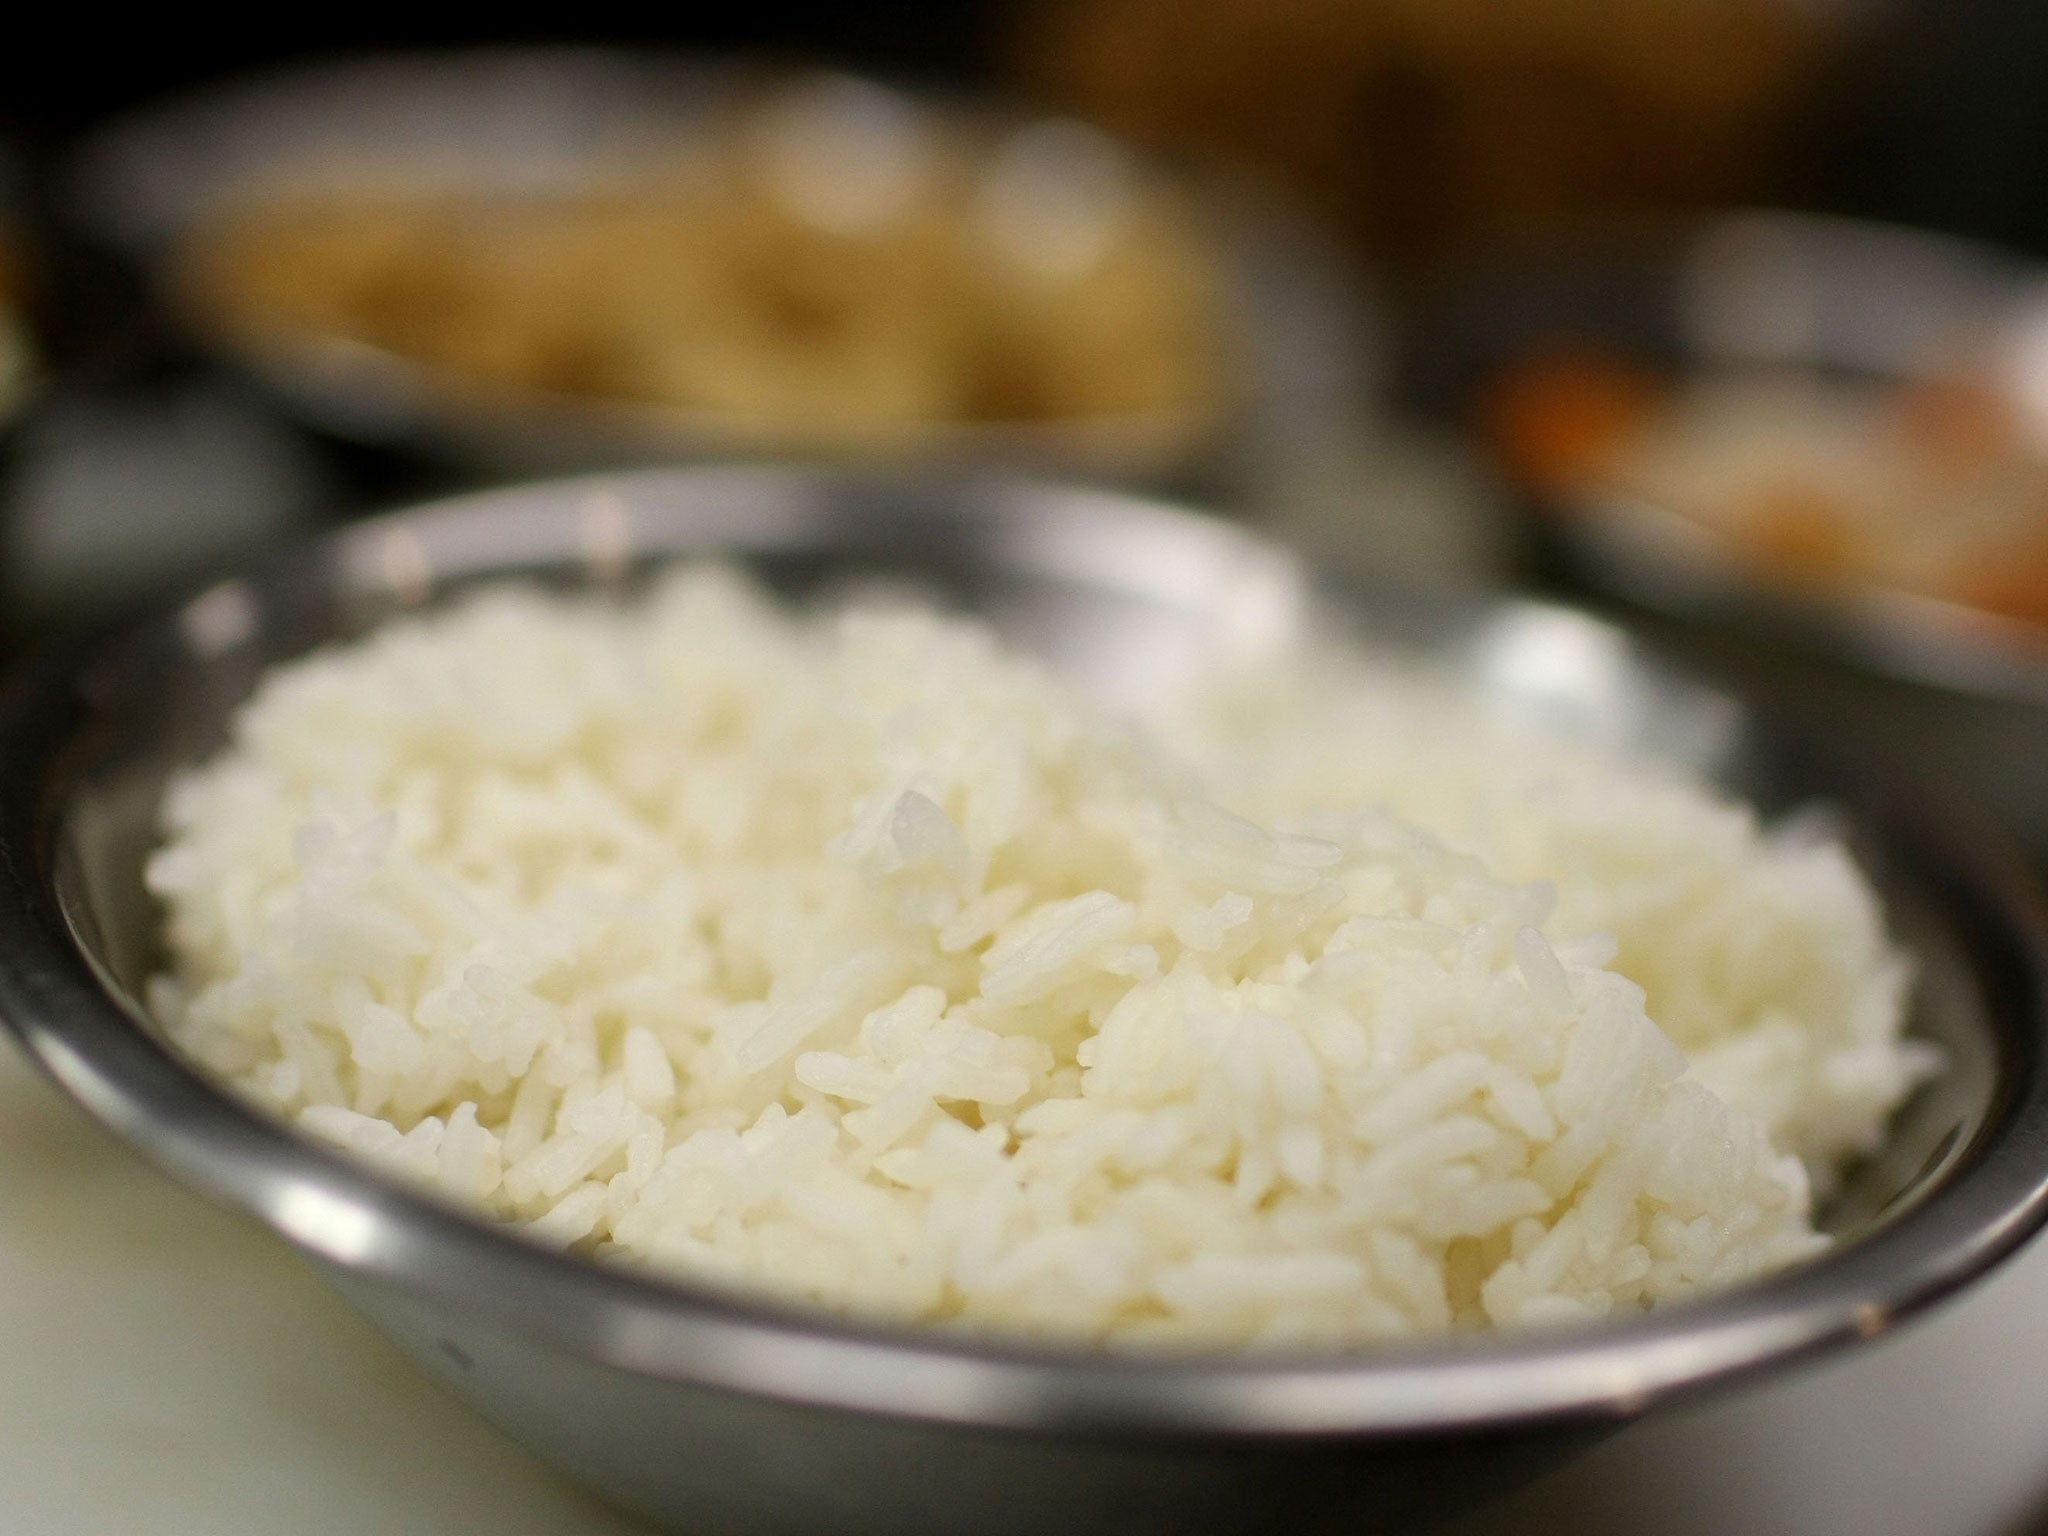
[1487,346,2048,631]
[171,78,1230,448]
[1017,0,1836,268]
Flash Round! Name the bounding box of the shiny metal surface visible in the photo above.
[1,467,2045,1535]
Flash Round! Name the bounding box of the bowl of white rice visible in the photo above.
[1,466,2044,1536]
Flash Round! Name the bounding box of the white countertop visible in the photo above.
[0,1037,648,1536]
[5,1027,2046,1536]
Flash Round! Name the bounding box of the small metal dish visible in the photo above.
[0,467,2044,1536]
[1426,209,2048,849]
[65,49,1370,494]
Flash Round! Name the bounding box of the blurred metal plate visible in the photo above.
[1453,210,2048,702]
[67,48,1375,490]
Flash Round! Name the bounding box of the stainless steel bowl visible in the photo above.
[2,467,2046,1536]
[1433,210,2048,850]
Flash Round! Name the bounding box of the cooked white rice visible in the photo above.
[144,567,1930,1345]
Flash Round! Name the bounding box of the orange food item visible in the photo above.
[1734,482,1859,585]
[1940,525,2048,628]
[1890,375,2021,475]
[1482,347,1665,495]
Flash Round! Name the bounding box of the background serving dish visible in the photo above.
[1,467,2045,1535]
[1426,209,2048,852]
[64,50,1372,493]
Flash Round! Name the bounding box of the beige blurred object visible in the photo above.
[171,75,1232,454]
[1017,0,1842,266]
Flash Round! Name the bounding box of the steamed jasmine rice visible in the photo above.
[145,568,1929,1345]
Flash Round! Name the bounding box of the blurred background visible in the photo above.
[0,14,2044,596]
[13,8,2048,1535]
[8,6,2048,826]
[10,2,2048,847]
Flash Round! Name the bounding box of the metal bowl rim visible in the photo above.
[1493,206,2048,704]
